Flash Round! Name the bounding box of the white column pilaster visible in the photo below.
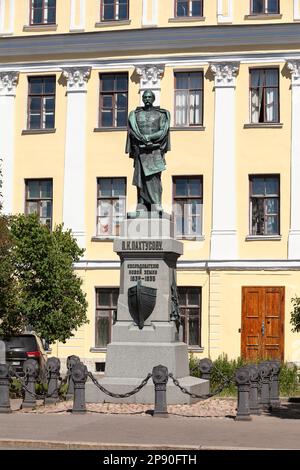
[294,0,300,20]
[209,62,239,260]
[62,67,91,250]
[134,64,165,106]
[70,0,85,31]
[0,0,14,35]
[0,0,5,34]
[217,0,233,24]
[287,61,300,258]
[0,71,19,214]
[8,0,14,34]
[142,0,158,27]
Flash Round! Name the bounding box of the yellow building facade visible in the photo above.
[1,0,300,369]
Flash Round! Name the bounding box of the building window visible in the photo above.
[173,176,203,239]
[25,179,53,229]
[250,69,279,124]
[249,175,280,236]
[101,0,129,21]
[99,73,128,128]
[250,0,279,14]
[95,289,119,348]
[178,287,201,348]
[30,0,56,25]
[97,178,126,237]
[175,0,203,17]
[27,76,56,130]
[174,72,203,127]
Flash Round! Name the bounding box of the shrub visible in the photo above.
[279,364,299,396]
[9,378,23,398]
[189,354,300,397]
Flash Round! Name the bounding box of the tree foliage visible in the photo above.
[0,162,22,335]
[0,214,22,336]
[0,210,88,343]
[290,296,300,333]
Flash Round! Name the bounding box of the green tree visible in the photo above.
[290,296,300,333]
[5,214,88,343]
[0,163,23,335]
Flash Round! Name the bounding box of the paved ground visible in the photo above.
[0,400,300,450]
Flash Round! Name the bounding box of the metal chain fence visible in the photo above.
[87,371,152,399]
[9,367,69,401]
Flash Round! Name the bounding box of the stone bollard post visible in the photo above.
[21,359,39,409]
[198,358,213,393]
[258,362,271,410]
[71,362,88,414]
[0,364,12,414]
[66,355,80,400]
[45,357,61,405]
[152,365,169,418]
[269,360,281,409]
[235,367,252,421]
[247,365,261,415]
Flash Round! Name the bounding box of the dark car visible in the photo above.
[1,334,47,376]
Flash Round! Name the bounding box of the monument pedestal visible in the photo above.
[86,215,208,404]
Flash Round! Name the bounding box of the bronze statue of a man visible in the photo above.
[126,89,171,213]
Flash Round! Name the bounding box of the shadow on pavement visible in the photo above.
[265,399,300,420]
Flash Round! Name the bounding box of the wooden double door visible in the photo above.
[241,287,285,361]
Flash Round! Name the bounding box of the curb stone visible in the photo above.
[0,439,275,450]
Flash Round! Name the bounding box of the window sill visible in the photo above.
[168,17,205,23]
[188,347,204,353]
[244,14,282,20]
[244,123,283,129]
[176,236,205,241]
[171,126,205,131]
[245,235,282,241]
[22,128,56,135]
[90,347,107,353]
[23,24,58,32]
[91,236,115,242]
[95,20,131,27]
[69,28,85,33]
[94,127,127,132]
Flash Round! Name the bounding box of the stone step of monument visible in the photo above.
[85,376,209,405]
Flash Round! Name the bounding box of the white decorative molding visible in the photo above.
[135,64,164,87]
[210,62,240,260]
[135,64,165,105]
[287,60,300,85]
[0,70,19,214]
[217,0,233,24]
[294,0,300,20]
[74,259,300,271]
[287,60,300,258]
[62,68,90,251]
[210,61,240,87]
[70,0,85,31]
[142,0,158,27]
[0,71,19,96]
[62,66,91,92]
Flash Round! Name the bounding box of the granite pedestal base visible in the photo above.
[91,215,208,404]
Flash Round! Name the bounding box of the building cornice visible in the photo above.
[74,259,300,271]
[0,23,300,60]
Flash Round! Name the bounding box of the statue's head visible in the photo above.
[142,89,155,107]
